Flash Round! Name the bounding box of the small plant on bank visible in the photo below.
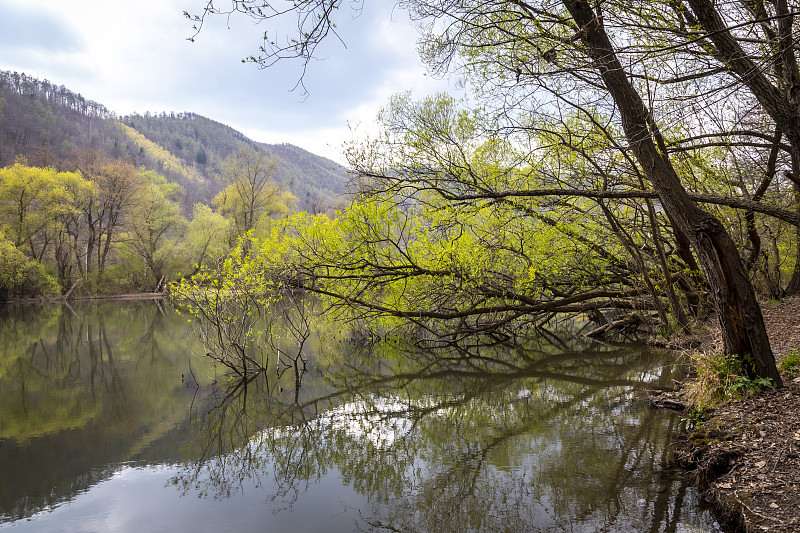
[681,406,707,431]
[685,351,775,415]
[779,349,800,377]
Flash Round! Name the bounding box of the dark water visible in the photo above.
[0,301,724,532]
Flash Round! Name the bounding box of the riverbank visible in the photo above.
[0,292,166,304]
[678,296,800,532]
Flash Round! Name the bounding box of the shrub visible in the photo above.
[0,237,60,298]
[779,349,800,377]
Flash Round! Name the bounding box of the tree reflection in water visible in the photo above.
[0,301,213,522]
[175,336,721,532]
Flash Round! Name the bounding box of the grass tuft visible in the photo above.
[684,351,775,416]
[779,349,800,377]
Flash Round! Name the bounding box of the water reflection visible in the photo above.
[177,340,722,532]
[0,303,723,532]
[0,301,213,522]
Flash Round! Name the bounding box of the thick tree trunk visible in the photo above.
[564,0,782,385]
[685,0,800,300]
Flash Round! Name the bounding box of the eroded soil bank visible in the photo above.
[678,297,800,532]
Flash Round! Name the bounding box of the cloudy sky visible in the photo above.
[0,0,457,162]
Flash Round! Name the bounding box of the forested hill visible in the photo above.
[0,71,119,167]
[121,112,349,212]
[0,70,349,212]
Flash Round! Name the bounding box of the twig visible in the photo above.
[771,446,786,473]
[188,358,200,389]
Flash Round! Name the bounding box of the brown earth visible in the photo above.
[677,296,800,532]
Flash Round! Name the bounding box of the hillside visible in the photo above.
[0,71,121,167]
[120,112,349,212]
[0,70,349,213]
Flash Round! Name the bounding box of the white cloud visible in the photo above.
[0,0,460,163]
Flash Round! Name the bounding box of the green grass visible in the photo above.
[685,351,775,414]
[779,349,800,377]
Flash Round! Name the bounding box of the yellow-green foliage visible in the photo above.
[179,185,619,337]
[118,123,205,183]
[174,94,638,339]
[116,170,187,287]
[0,164,93,295]
[179,203,231,270]
[173,95,630,337]
[0,163,87,248]
[0,230,59,296]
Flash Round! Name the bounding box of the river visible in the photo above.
[0,300,725,532]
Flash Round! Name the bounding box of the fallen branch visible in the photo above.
[63,278,83,300]
[585,314,642,337]
[650,398,687,411]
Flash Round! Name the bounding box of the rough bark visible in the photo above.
[563,0,782,385]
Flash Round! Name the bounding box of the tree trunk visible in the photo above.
[784,160,800,295]
[666,211,705,317]
[564,0,782,385]
[685,0,800,300]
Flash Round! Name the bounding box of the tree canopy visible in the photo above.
[178,0,800,384]
[213,147,297,241]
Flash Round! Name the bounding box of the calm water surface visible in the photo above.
[0,301,724,532]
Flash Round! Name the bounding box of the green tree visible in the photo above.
[49,170,95,288]
[213,147,296,240]
[180,203,231,276]
[118,170,187,289]
[188,0,800,383]
[0,230,59,298]
[0,163,93,291]
[0,163,79,257]
[78,160,144,282]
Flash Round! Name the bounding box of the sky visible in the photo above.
[0,0,458,163]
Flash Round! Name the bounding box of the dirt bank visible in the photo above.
[678,297,800,532]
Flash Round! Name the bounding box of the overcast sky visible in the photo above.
[0,0,457,162]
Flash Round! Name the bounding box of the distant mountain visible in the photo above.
[0,70,349,213]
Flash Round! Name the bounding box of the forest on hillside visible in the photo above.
[0,70,348,213]
[0,70,348,298]
[121,112,348,212]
